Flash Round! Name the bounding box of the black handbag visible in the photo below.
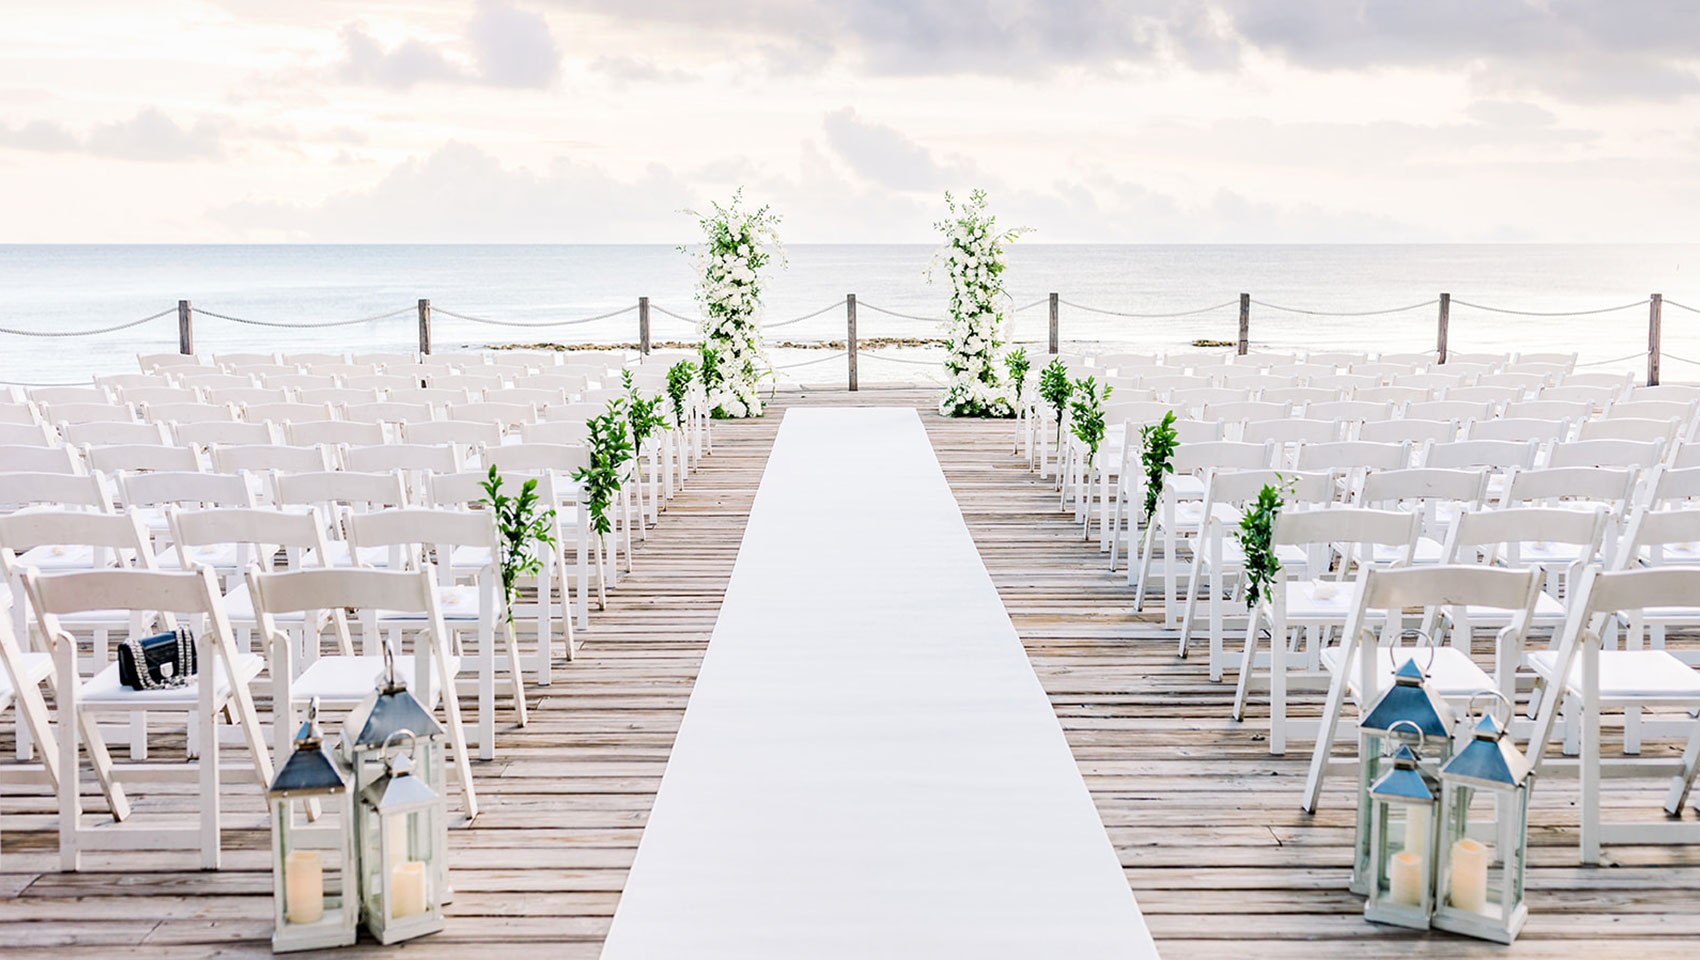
[117,629,197,690]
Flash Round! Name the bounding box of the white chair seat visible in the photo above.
[1169,475,1207,498]
[0,650,52,700]
[1461,589,1567,624]
[1282,579,1361,620]
[17,544,101,570]
[448,545,493,568]
[154,542,243,570]
[1369,536,1446,565]
[378,584,481,621]
[1323,644,1496,700]
[220,582,307,623]
[1640,604,1700,623]
[291,653,460,706]
[1527,649,1700,700]
[79,652,265,706]
[133,507,170,534]
[304,541,391,569]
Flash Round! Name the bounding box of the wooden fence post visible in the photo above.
[1437,293,1451,364]
[1048,293,1059,354]
[639,297,651,356]
[1649,293,1663,387]
[1237,293,1250,356]
[846,294,858,392]
[417,299,432,356]
[177,300,193,355]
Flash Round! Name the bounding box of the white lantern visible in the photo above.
[266,699,358,952]
[339,643,452,903]
[1352,652,1454,895]
[1363,723,1439,931]
[357,730,446,945]
[1433,695,1533,944]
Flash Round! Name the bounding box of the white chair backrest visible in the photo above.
[60,420,170,447]
[243,401,335,425]
[342,400,437,425]
[446,401,539,427]
[1357,418,1457,447]
[284,419,386,447]
[211,443,332,475]
[29,386,109,405]
[173,419,277,447]
[118,470,255,510]
[1503,399,1591,422]
[1645,465,1700,508]
[169,506,330,571]
[1357,467,1489,511]
[342,443,462,476]
[140,401,238,424]
[1421,439,1538,471]
[0,509,152,575]
[0,471,110,511]
[1547,438,1664,470]
[297,387,382,407]
[482,442,591,477]
[83,443,200,475]
[1296,440,1409,473]
[273,470,407,512]
[1305,399,1395,423]
[0,444,81,473]
[1443,506,1608,568]
[1242,418,1341,446]
[1577,417,1681,444]
[0,421,55,446]
[1466,417,1569,444]
[45,401,137,425]
[520,420,591,446]
[402,419,504,447]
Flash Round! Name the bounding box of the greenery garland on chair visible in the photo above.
[1238,480,1291,609]
[665,359,696,430]
[1038,357,1074,450]
[572,398,634,538]
[1004,347,1031,402]
[478,466,557,625]
[1068,376,1112,462]
[1139,410,1179,526]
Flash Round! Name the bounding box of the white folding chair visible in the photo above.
[1231,507,1421,754]
[22,566,272,869]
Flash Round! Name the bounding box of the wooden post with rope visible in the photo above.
[1237,294,1250,356]
[177,300,193,355]
[417,299,432,356]
[847,294,859,392]
[1437,293,1450,364]
[639,297,651,355]
[1648,293,1663,387]
[1048,293,1059,354]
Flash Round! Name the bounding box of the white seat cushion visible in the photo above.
[79,652,264,706]
[448,545,493,569]
[0,650,52,700]
[377,584,482,621]
[1459,589,1566,624]
[154,542,243,571]
[1527,649,1700,700]
[1323,644,1496,700]
[17,544,102,571]
[1281,579,1360,620]
[304,541,391,569]
[290,653,459,706]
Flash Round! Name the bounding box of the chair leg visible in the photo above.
[1302,644,1355,814]
[1232,608,1263,723]
[503,620,528,727]
[477,623,495,762]
[1269,610,1290,755]
[1580,637,1601,865]
[434,643,480,820]
[1177,551,1204,660]
[1663,722,1700,815]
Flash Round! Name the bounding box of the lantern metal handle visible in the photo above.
[1386,718,1427,758]
[381,728,418,772]
[1466,688,1514,730]
[1393,628,1438,674]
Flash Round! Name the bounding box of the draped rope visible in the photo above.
[773,350,848,370]
[1060,298,1240,319]
[0,377,92,386]
[1450,298,1649,317]
[766,299,847,329]
[855,301,948,323]
[864,352,944,366]
[1661,352,1700,366]
[194,305,415,329]
[1248,298,1438,317]
[1010,297,1050,313]
[432,305,635,328]
[1574,351,1646,367]
[0,307,174,338]
[1665,299,1699,315]
[648,304,699,324]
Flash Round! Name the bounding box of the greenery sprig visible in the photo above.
[572,398,634,537]
[1068,376,1113,461]
[1139,410,1179,526]
[665,359,695,429]
[478,466,557,624]
[1004,348,1031,401]
[1038,357,1074,448]
[698,344,723,403]
[1238,479,1294,610]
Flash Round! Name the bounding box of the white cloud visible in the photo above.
[334,2,562,90]
[821,107,949,191]
[0,107,225,161]
[469,0,563,87]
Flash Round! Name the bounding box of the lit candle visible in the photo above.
[1449,838,1490,914]
[1389,850,1424,907]
[284,850,324,925]
[390,860,428,918]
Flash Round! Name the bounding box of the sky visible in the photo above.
[1,0,1697,244]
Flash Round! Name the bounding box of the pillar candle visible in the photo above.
[283,850,324,925]
[1449,838,1490,914]
[391,860,428,918]
[1404,810,1428,858]
[1389,851,1424,906]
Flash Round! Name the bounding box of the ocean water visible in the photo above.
[2,244,1697,386]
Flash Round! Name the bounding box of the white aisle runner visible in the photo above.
[600,407,1157,958]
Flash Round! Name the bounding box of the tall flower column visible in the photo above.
[933,189,1026,418]
[684,191,782,419]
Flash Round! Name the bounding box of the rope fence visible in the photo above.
[4,291,1695,388]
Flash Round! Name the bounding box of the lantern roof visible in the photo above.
[342,653,445,751]
[362,752,440,814]
[1370,745,1437,805]
[268,707,348,799]
[1360,656,1454,740]
[1440,713,1533,789]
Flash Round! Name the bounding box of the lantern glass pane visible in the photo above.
[1441,783,1511,919]
[1375,803,1431,908]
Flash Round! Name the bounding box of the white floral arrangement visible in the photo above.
[683,190,782,418]
[932,189,1027,418]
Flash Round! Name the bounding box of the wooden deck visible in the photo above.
[3,386,1698,958]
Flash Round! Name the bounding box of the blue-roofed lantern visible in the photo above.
[1363,721,1440,931]
[266,698,358,953]
[1433,692,1533,944]
[1351,647,1455,895]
